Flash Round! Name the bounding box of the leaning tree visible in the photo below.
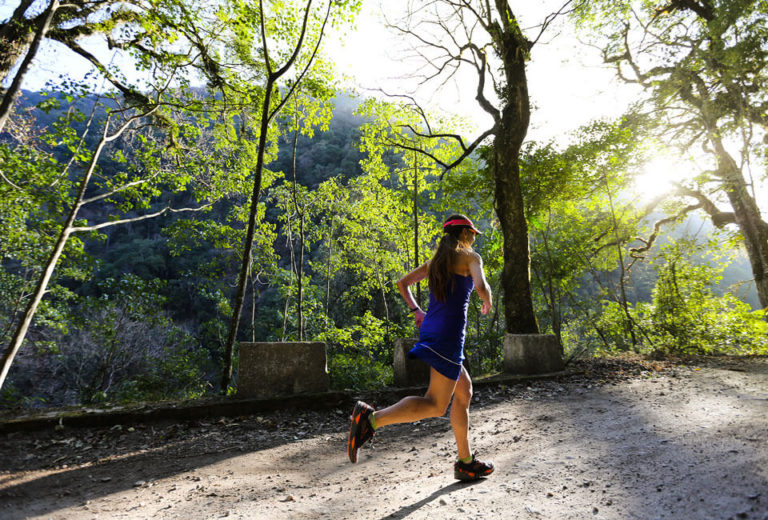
[574,0,768,314]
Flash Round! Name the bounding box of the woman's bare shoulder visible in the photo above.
[454,249,481,275]
[456,249,482,263]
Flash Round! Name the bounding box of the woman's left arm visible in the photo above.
[396,261,429,327]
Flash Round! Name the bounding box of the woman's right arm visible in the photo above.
[396,261,429,327]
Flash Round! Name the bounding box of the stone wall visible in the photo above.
[393,338,430,387]
[238,342,330,398]
[503,334,564,375]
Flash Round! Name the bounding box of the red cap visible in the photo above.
[443,217,482,234]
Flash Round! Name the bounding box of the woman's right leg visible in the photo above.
[373,367,457,428]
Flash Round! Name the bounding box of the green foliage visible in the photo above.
[0,117,91,347]
[570,0,768,313]
[635,240,768,356]
[328,353,392,391]
[319,311,398,390]
[592,300,638,353]
[591,239,768,356]
[272,95,367,185]
[6,80,764,411]
[112,341,211,402]
[0,381,33,409]
[5,15,766,410]
[520,115,649,346]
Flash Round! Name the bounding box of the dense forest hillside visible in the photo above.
[1,85,765,408]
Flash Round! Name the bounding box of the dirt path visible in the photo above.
[1,357,767,520]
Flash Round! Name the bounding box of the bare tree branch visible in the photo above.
[272,0,316,79]
[80,174,159,206]
[628,202,702,258]
[653,0,715,21]
[70,202,214,233]
[62,40,152,106]
[269,0,332,121]
[672,183,739,228]
[0,169,23,191]
[374,88,495,175]
[530,0,586,46]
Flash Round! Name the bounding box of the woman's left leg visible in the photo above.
[450,366,494,481]
[450,366,473,460]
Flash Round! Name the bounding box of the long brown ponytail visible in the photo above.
[428,214,472,302]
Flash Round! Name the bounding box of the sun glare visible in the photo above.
[634,157,679,202]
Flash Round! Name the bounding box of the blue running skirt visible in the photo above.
[408,341,464,381]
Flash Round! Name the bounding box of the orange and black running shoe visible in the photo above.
[347,401,375,463]
[454,455,494,481]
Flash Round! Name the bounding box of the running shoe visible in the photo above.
[347,401,375,463]
[454,455,494,481]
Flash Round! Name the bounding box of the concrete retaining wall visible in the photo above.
[239,342,330,398]
[503,334,564,375]
[393,338,430,387]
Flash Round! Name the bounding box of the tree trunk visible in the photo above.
[494,141,538,333]
[550,282,561,349]
[221,79,273,391]
[605,175,637,349]
[538,211,562,347]
[0,0,59,133]
[220,1,333,388]
[282,211,295,341]
[0,111,111,390]
[0,0,37,82]
[290,127,304,341]
[250,270,257,343]
[374,258,390,329]
[413,152,421,307]
[713,142,768,314]
[325,220,334,322]
[493,26,539,334]
[297,213,305,340]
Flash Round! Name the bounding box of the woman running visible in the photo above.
[347,214,494,481]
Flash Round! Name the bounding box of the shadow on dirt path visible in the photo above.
[378,480,486,519]
[0,411,342,519]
